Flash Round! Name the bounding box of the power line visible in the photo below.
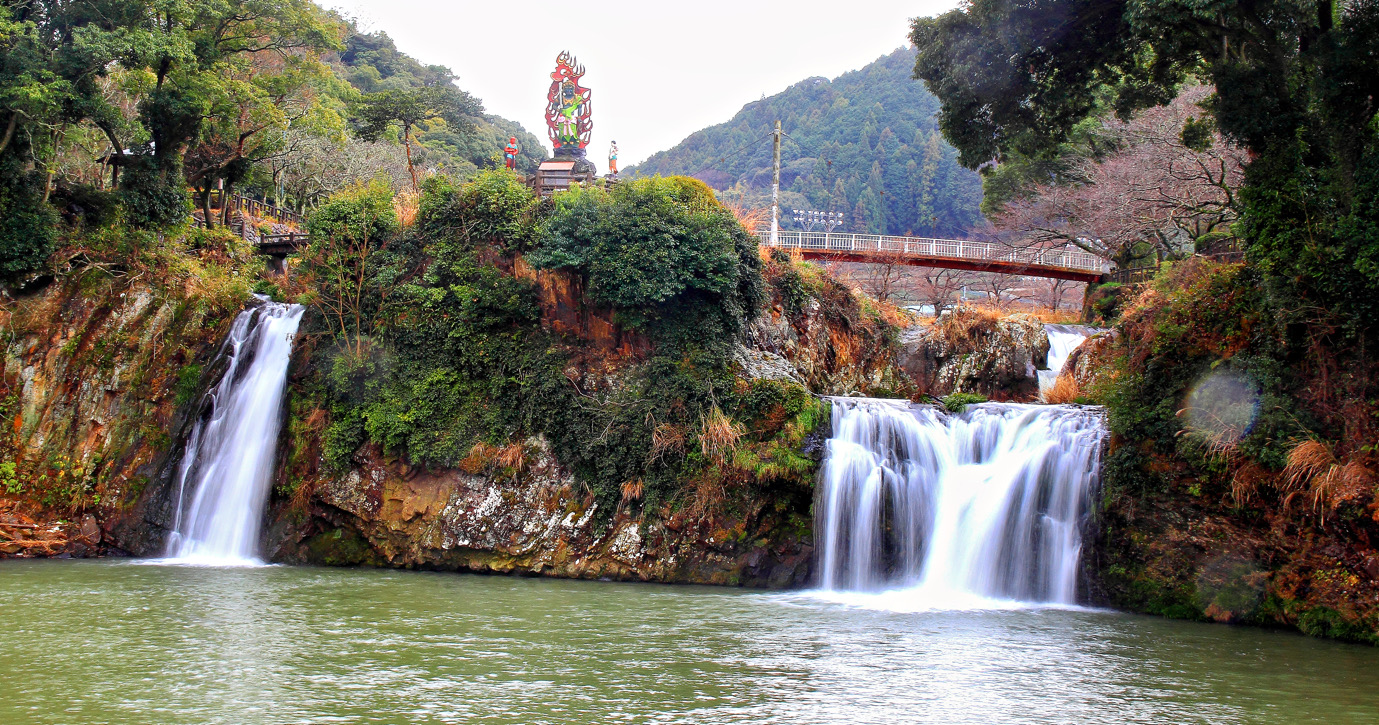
[687,131,774,179]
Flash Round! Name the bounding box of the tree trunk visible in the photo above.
[200,185,215,229]
[221,182,233,226]
[0,113,16,156]
[403,127,418,192]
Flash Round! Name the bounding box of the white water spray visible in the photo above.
[163,297,303,565]
[1037,324,1100,397]
[815,398,1106,607]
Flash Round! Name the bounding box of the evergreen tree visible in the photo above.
[632,48,984,237]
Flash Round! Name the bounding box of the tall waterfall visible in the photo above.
[816,398,1106,606]
[164,297,303,565]
[1038,324,1099,396]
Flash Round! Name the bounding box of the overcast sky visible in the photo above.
[328,1,962,171]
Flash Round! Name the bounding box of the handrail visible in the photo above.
[206,190,305,227]
[756,229,1112,274]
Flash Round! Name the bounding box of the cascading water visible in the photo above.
[1037,324,1100,396]
[163,297,303,565]
[816,398,1106,607]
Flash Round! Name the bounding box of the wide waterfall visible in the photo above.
[1037,324,1099,396]
[816,398,1106,606]
[163,297,304,565]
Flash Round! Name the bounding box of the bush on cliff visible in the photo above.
[529,176,765,354]
[1086,258,1379,642]
[300,172,809,521]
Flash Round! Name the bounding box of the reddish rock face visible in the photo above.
[514,257,650,362]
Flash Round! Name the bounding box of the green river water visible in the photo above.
[2,559,1377,724]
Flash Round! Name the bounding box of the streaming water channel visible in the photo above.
[3,559,1377,724]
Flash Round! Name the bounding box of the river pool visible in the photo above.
[2,559,1376,724]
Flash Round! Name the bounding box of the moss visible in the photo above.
[941,391,987,413]
[303,527,383,567]
[173,364,203,407]
[1295,606,1379,646]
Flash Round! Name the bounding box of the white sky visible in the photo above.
[328,0,962,171]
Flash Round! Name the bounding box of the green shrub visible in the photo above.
[529,175,765,355]
[118,154,190,229]
[306,178,399,245]
[0,162,57,280]
[942,392,987,413]
[416,169,538,253]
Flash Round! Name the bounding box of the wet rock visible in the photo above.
[898,313,1049,400]
[1062,329,1119,389]
[79,514,101,545]
[271,436,813,588]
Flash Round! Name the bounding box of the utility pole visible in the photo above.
[770,120,781,246]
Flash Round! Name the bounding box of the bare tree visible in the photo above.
[914,267,972,315]
[859,252,915,303]
[275,133,410,212]
[979,273,1025,309]
[1029,277,1083,311]
[991,86,1247,267]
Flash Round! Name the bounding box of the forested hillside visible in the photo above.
[630,48,983,237]
[331,25,548,177]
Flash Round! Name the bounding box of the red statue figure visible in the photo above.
[608,140,618,175]
[545,51,592,152]
[504,137,519,169]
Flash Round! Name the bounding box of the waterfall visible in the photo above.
[815,398,1106,607]
[1037,324,1099,396]
[163,297,304,565]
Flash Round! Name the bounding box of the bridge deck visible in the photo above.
[756,230,1109,282]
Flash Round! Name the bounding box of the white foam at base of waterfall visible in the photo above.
[154,297,303,567]
[812,397,1106,610]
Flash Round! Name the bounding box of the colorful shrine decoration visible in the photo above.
[503,137,519,169]
[608,140,618,175]
[545,51,592,154]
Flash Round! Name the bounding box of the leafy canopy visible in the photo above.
[911,0,1379,329]
[530,176,766,347]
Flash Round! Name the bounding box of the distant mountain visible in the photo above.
[630,48,983,237]
[331,26,549,177]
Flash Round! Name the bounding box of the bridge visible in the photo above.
[755,230,1110,282]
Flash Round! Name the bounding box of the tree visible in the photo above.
[273,132,410,212]
[529,176,765,352]
[914,267,971,316]
[300,178,402,358]
[354,85,481,191]
[988,87,1247,267]
[911,0,1379,326]
[979,273,1025,309]
[184,49,345,227]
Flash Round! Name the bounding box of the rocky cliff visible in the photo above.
[0,257,250,557]
[898,310,1050,401]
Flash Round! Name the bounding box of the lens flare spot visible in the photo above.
[1183,369,1261,445]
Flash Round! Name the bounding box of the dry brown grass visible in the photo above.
[620,478,644,504]
[1042,374,1082,404]
[1229,461,1272,506]
[698,406,745,466]
[1279,440,1374,521]
[393,189,420,228]
[649,423,686,464]
[457,441,526,479]
[495,443,527,479]
[458,441,499,476]
[936,306,1002,349]
[1283,440,1335,491]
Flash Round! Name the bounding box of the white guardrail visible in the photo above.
[755,229,1111,274]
